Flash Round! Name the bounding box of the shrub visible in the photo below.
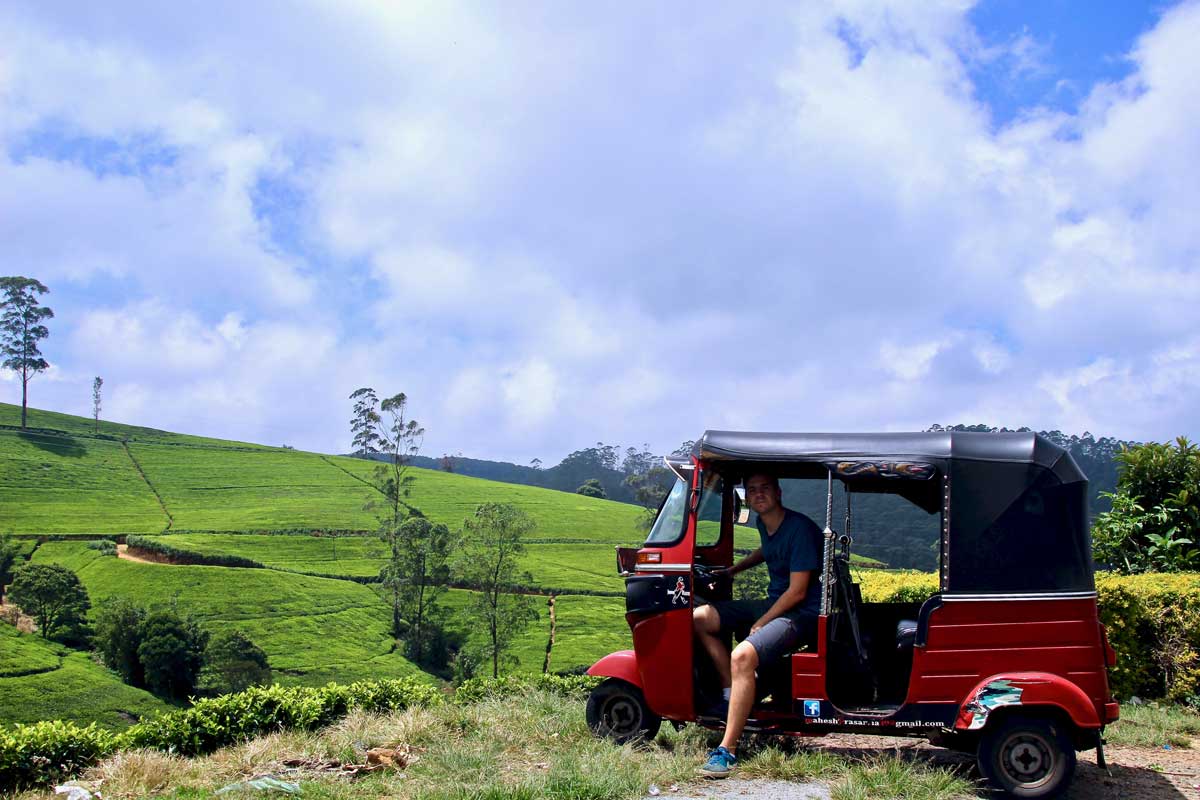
[125,536,262,569]
[200,630,271,695]
[86,539,117,556]
[124,678,441,757]
[0,721,119,792]
[453,673,601,704]
[7,563,90,642]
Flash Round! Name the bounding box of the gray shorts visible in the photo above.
[709,599,817,666]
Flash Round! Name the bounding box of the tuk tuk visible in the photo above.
[586,430,1118,798]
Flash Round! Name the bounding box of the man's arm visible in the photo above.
[750,570,811,634]
[723,548,764,575]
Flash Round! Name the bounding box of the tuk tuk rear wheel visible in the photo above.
[977,714,1076,798]
[586,678,661,744]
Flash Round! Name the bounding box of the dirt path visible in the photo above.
[116,544,167,565]
[651,735,1200,799]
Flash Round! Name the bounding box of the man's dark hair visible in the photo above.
[743,473,780,491]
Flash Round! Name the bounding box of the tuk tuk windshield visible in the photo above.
[645,477,688,544]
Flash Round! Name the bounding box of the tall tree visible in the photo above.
[456,503,539,678]
[93,597,148,687]
[349,387,425,637]
[137,609,208,700]
[92,376,103,433]
[0,277,54,429]
[201,629,271,694]
[379,516,454,663]
[0,532,19,604]
[7,563,90,641]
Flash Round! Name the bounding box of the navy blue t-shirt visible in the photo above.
[757,508,823,617]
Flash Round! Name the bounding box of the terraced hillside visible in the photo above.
[0,623,169,729]
[2,402,887,732]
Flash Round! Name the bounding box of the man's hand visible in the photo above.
[749,618,766,636]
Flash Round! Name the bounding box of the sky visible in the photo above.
[1,1,1197,465]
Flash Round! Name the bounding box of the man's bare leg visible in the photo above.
[720,641,759,752]
[692,605,732,689]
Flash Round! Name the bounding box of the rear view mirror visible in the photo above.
[734,486,750,524]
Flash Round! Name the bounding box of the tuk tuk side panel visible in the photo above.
[621,461,702,722]
[628,610,694,720]
[907,596,1111,725]
[791,615,828,700]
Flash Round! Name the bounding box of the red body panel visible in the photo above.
[586,649,641,687]
[910,597,1112,726]
[954,672,1103,731]
[791,616,828,700]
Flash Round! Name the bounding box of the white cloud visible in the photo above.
[1,1,1197,461]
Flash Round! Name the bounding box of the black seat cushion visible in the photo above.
[896,619,918,649]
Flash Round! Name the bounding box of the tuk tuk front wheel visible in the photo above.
[586,678,662,744]
[977,714,1076,798]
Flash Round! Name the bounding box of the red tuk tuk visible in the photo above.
[586,431,1118,798]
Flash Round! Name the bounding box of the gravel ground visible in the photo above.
[648,733,1200,799]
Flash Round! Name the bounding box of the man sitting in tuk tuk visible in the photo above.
[692,473,822,777]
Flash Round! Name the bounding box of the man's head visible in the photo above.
[744,473,782,515]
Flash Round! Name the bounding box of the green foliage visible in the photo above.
[92,596,148,687]
[85,538,117,556]
[457,504,541,678]
[0,624,168,730]
[0,276,54,429]
[8,562,90,641]
[1093,438,1200,573]
[380,516,454,663]
[138,609,209,700]
[1094,572,1200,702]
[0,531,19,601]
[452,673,602,703]
[124,678,441,756]
[126,534,263,568]
[0,719,118,792]
[32,541,430,688]
[575,478,606,499]
[199,630,271,695]
[0,678,441,792]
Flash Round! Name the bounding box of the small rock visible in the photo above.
[648,784,660,796]
[1130,696,1144,706]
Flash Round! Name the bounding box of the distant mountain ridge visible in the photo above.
[352,453,641,504]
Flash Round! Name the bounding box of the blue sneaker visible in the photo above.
[700,746,737,778]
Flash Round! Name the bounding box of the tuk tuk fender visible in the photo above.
[954,673,1101,733]
[587,650,642,689]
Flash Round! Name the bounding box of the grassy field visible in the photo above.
[0,404,274,450]
[0,625,170,730]
[30,542,431,687]
[0,429,166,534]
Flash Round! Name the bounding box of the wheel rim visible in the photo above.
[998,730,1056,788]
[600,693,643,736]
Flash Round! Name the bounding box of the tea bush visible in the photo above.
[125,535,263,569]
[453,673,601,703]
[0,720,119,791]
[0,677,442,792]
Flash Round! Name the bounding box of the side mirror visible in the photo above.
[734,486,750,524]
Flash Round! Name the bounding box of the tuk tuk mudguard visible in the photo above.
[587,650,642,689]
[954,672,1101,733]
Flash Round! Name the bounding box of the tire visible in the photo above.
[977,714,1077,798]
[585,678,662,744]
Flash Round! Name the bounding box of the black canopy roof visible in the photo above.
[694,430,1084,484]
[693,430,1094,594]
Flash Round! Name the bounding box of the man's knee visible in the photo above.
[731,641,759,675]
[693,604,720,634]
